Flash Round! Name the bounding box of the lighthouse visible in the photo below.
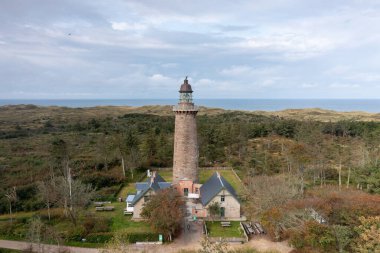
[172,77,199,185]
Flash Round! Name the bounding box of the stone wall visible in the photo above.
[205,189,241,219]
[173,111,199,183]
[132,189,155,220]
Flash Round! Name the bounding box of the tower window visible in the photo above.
[221,195,225,202]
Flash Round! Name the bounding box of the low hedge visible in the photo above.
[85,232,159,244]
[126,232,159,243]
[85,232,113,243]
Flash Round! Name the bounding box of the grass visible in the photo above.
[206,221,243,238]
[117,183,136,199]
[91,202,151,233]
[0,169,243,245]
[0,192,151,244]
[0,211,37,221]
[65,241,103,248]
[0,249,22,253]
[156,170,172,181]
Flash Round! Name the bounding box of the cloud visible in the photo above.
[110,21,146,31]
[149,74,171,82]
[1,0,380,99]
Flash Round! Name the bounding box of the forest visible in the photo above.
[0,105,379,252]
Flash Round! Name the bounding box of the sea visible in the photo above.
[0,99,379,113]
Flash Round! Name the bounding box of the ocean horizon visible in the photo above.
[0,99,380,113]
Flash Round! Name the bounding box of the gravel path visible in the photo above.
[0,236,292,253]
[0,239,99,253]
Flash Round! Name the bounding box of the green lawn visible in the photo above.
[0,169,243,245]
[156,170,172,181]
[91,202,151,233]
[117,183,136,199]
[0,211,37,221]
[206,221,243,238]
[0,249,22,253]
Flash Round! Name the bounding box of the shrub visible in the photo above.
[125,232,159,243]
[85,232,113,243]
[288,221,337,252]
[85,231,159,244]
[66,226,86,242]
[82,215,111,235]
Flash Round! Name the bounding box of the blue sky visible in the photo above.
[1,0,380,99]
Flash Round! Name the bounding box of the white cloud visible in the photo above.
[110,21,146,31]
[149,74,171,82]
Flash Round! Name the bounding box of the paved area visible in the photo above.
[175,200,203,247]
[0,239,99,253]
[0,236,292,253]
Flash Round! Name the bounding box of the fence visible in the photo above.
[209,237,246,243]
[154,167,233,171]
[239,222,249,243]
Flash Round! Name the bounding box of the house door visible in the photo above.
[220,207,225,218]
[184,188,189,196]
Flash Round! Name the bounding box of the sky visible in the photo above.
[1,0,380,99]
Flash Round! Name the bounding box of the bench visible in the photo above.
[95,206,114,211]
[221,221,231,227]
[104,206,114,211]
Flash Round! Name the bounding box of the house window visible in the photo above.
[221,195,225,202]
[195,188,199,193]
[144,196,150,202]
[184,188,189,196]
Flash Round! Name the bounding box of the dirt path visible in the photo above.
[0,236,292,253]
[0,239,99,253]
[244,236,293,253]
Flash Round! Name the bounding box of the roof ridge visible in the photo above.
[216,172,224,188]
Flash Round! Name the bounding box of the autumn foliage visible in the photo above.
[260,186,380,252]
[141,188,185,241]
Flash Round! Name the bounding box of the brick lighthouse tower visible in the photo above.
[173,77,199,185]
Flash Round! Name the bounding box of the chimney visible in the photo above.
[150,171,156,184]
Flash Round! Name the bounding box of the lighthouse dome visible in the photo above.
[179,78,193,93]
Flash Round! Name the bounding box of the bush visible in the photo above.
[288,221,337,252]
[0,221,16,236]
[66,226,86,242]
[126,232,159,243]
[85,231,159,244]
[85,232,113,243]
[82,215,111,235]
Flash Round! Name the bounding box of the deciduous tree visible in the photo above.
[141,188,184,241]
[4,186,17,223]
